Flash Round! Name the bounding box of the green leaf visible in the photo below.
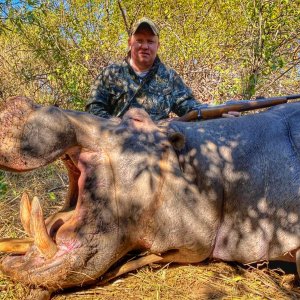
[49,192,56,201]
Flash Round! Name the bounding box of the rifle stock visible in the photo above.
[177,94,300,122]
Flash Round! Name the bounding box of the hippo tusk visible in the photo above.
[20,192,32,235]
[0,237,34,254]
[30,196,58,259]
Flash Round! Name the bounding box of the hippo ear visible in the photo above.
[168,132,185,150]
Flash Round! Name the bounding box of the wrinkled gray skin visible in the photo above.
[0,96,299,297]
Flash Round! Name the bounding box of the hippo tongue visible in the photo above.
[0,194,58,258]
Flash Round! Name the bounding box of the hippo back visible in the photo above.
[169,102,300,263]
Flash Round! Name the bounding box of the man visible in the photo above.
[86,17,208,121]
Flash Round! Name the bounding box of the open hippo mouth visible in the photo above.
[0,96,119,289]
[0,97,168,290]
[0,147,162,290]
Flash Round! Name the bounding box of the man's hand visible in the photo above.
[222,111,241,118]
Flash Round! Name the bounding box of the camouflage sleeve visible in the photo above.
[85,68,112,119]
[171,71,207,117]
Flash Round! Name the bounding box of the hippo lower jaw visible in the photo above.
[0,155,92,289]
[0,213,84,289]
[1,244,80,286]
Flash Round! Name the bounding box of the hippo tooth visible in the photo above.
[0,237,33,254]
[20,192,32,235]
[30,196,58,259]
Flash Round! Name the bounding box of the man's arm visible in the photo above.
[170,71,207,117]
[85,69,113,119]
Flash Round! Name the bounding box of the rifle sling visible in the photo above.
[116,66,158,118]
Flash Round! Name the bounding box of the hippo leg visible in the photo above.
[160,248,205,263]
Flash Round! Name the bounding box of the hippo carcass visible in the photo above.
[0,96,299,297]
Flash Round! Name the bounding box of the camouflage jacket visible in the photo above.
[86,56,206,121]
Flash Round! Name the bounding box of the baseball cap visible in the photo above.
[130,17,159,36]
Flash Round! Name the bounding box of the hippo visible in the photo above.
[0,96,299,299]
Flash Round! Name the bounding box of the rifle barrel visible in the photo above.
[286,94,300,100]
[201,97,287,119]
[176,94,300,122]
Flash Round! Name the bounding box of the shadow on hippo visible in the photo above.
[0,96,299,299]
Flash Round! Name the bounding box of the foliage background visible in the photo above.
[0,0,300,299]
[0,0,299,109]
[0,1,300,299]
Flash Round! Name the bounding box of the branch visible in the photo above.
[117,0,130,36]
[258,58,300,91]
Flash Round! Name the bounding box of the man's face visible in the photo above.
[128,27,159,71]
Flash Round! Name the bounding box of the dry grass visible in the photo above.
[0,164,300,300]
[55,262,300,300]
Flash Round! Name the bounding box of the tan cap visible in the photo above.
[130,17,159,36]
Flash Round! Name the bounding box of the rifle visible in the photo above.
[176,94,300,122]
